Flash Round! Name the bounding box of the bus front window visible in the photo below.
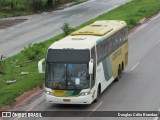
[46,63,90,90]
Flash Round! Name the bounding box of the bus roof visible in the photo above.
[71,20,126,36]
[49,20,127,50]
[49,35,100,49]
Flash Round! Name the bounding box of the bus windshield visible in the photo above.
[45,63,90,90]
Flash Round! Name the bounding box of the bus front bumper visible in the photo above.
[46,94,94,104]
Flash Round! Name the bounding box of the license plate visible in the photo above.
[63,99,70,102]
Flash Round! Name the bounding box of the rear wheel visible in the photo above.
[115,66,122,82]
[122,62,124,71]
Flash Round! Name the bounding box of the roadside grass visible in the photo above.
[0,0,160,108]
[0,0,87,18]
[0,34,63,108]
[75,0,160,30]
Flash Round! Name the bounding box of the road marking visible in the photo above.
[137,24,148,31]
[87,101,103,117]
[129,13,160,38]
[129,24,148,38]
[156,40,160,45]
[152,13,160,20]
[131,62,140,71]
[153,108,160,120]
[92,101,103,111]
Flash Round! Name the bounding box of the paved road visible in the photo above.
[13,12,160,120]
[0,0,129,57]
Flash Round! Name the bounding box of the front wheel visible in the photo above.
[94,88,100,102]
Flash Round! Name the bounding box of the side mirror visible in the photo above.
[89,59,93,74]
[38,58,45,73]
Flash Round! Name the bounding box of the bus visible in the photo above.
[38,20,128,104]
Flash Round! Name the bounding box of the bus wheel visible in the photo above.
[122,62,124,71]
[115,67,122,82]
[95,86,100,102]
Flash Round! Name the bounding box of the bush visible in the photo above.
[61,23,72,36]
[128,19,137,26]
[22,43,43,61]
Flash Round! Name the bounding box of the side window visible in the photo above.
[119,34,122,43]
[123,34,125,41]
[125,27,128,41]
[107,41,112,54]
[122,28,125,42]
[113,36,117,51]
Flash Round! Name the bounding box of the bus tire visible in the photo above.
[95,85,100,102]
[115,66,122,82]
[122,62,124,71]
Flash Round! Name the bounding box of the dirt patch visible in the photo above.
[138,18,147,24]
[0,85,43,111]
[0,19,27,30]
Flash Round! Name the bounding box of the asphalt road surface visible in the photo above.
[1,1,160,120]
[0,0,129,57]
[12,11,160,120]
[3,10,160,120]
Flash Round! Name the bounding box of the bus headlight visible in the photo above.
[79,91,91,96]
[45,90,54,96]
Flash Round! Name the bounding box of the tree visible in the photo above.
[32,0,42,10]
[47,0,53,7]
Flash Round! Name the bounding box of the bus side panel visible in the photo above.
[96,62,106,92]
[110,41,128,79]
[96,56,114,93]
[124,41,128,67]
[102,57,113,81]
[121,41,128,69]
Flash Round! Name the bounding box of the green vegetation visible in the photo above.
[0,35,63,108]
[0,55,6,74]
[0,0,82,18]
[0,0,160,108]
[61,23,72,36]
[76,0,160,29]
[22,43,45,61]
